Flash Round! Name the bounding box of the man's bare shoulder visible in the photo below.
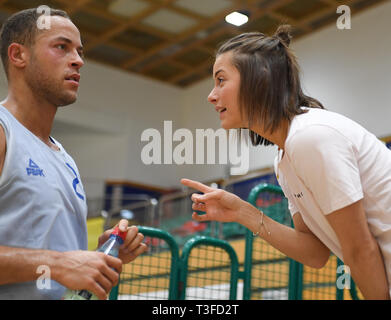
[0,124,6,175]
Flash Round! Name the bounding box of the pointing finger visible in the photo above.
[181,178,214,193]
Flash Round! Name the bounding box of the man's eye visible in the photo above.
[218,78,224,84]
[56,44,66,50]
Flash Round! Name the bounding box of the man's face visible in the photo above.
[24,15,84,107]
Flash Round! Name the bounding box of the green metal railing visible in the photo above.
[179,236,239,300]
[110,227,239,300]
[244,183,298,300]
[109,226,180,300]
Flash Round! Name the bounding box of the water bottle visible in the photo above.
[62,225,127,300]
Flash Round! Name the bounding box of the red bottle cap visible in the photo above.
[112,225,128,241]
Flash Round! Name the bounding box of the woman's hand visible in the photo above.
[181,178,245,223]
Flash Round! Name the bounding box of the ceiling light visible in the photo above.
[225,11,249,27]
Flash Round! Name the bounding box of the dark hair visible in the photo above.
[217,25,324,146]
[0,7,70,78]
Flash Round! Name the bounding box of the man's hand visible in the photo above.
[98,219,148,264]
[55,250,123,300]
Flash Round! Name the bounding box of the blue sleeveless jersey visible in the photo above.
[0,105,88,299]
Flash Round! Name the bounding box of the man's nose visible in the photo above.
[70,50,84,70]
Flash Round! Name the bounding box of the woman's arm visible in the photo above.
[326,200,390,299]
[236,201,330,268]
[181,178,330,269]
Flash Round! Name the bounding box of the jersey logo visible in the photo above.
[26,159,45,177]
[66,162,85,201]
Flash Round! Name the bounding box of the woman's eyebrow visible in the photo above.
[214,69,223,78]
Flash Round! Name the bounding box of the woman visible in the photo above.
[181,25,391,299]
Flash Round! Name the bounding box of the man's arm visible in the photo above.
[0,124,5,177]
[326,200,390,299]
[0,246,122,300]
[0,246,61,285]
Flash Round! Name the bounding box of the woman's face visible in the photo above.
[208,51,246,129]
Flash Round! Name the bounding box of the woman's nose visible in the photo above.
[208,88,217,104]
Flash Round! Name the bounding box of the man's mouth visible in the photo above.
[65,74,80,84]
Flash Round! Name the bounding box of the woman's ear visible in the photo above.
[7,43,28,69]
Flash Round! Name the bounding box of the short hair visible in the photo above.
[0,7,70,77]
[217,25,324,146]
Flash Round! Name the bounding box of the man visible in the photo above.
[0,8,147,299]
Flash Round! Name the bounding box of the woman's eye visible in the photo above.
[218,78,224,84]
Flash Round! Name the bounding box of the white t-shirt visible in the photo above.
[275,107,391,294]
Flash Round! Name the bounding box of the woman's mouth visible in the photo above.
[216,107,227,114]
[218,108,227,119]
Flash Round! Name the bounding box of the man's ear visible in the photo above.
[7,43,29,69]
